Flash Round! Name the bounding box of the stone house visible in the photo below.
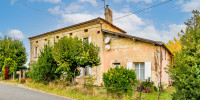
[28,6,172,86]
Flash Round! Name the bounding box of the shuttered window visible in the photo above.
[135,63,145,81]
[135,62,151,81]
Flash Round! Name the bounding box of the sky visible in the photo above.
[0,0,199,66]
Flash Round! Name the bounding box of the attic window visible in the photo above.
[69,33,73,36]
[97,31,100,34]
[45,39,47,41]
[56,36,59,39]
[84,29,88,32]
[36,41,38,43]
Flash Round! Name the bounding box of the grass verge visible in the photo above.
[0,79,174,100]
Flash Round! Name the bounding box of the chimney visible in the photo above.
[105,5,113,24]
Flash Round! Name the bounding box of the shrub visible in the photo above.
[28,44,59,84]
[103,66,137,97]
[141,78,155,93]
[20,78,26,83]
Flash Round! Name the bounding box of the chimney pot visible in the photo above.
[106,5,109,8]
[105,5,113,24]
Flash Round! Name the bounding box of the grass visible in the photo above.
[0,79,175,100]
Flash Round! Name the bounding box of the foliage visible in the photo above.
[138,78,155,93]
[1,58,17,79]
[52,36,100,82]
[166,33,182,55]
[168,10,200,100]
[0,36,27,72]
[20,78,26,83]
[103,66,137,96]
[28,44,59,84]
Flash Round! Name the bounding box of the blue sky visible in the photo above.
[0,0,199,66]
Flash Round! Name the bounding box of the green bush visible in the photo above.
[28,44,59,84]
[140,78,155,93]
[103,66,137,96]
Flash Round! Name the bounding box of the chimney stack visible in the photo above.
[105,5,113,24]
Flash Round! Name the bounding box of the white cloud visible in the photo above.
[49,4,185,43]
[11,0,17,5]
[0,32,2,36]
[64,3,84,13]
[29,0,61,4]
[127,0,153,3]
[112,11,186,43]
[78,0,97,6]
[120,5,131,13]
[48,6,63,15]
[8,29,25,40]
[178,0,200,12]
[62,13,101,24]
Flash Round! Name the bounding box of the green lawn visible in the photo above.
[0,79,174,100]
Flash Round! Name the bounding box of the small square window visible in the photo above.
[97,31,100,34]
[84,29,88,32]
[69,33,73,36]
[56,36,59,39]
[45,39,47,41]
[36,41,38,43]
[113,63,121,68]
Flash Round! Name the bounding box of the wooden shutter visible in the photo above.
[34,47,36,57]
[37,47,39,57]
[88,37,91,44]
[145,62,151,80]
[89,67,92,75]
[80,67,83,76]
[126,62,133,70]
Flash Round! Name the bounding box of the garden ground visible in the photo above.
[0,78,174,100]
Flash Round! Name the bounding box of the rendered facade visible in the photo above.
[29,6,172,87]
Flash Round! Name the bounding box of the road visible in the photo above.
[0,83,72,100]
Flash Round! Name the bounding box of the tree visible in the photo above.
[28,43,59,84]
[52,36,100,84]
[0,36,27,76]
[103,66,137,96]
[166,33,182,55]
[168,10,200,99]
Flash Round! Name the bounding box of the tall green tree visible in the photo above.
[0,36,27,72]
[28,43,59,84]
[52,36,100,83]
[169,10,200,99]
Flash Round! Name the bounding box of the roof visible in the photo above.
[28,17,126,39]
[102,29,171,54]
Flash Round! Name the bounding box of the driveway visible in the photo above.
[0,82,72,100]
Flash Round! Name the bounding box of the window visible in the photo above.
[82,37,91,43]
[34,47,38,58]
[84,29,88,32]
[45,39,47,41]
[69,33,73,36]
[56,36,59,39]
[83,37,88,42]
[113,63,121,68]
[97,31,100,34]
[135,63,145,81]
[36,41,38,43]
[85,66,90,75]
[79,66,91,77]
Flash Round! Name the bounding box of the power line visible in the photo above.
[15,0,60,20]
[113,0,173,21]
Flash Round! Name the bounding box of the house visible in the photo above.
[28,5,172,87]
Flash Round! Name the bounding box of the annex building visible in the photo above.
[29,5,172,87]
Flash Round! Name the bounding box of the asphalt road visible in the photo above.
[0,83,72,100]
